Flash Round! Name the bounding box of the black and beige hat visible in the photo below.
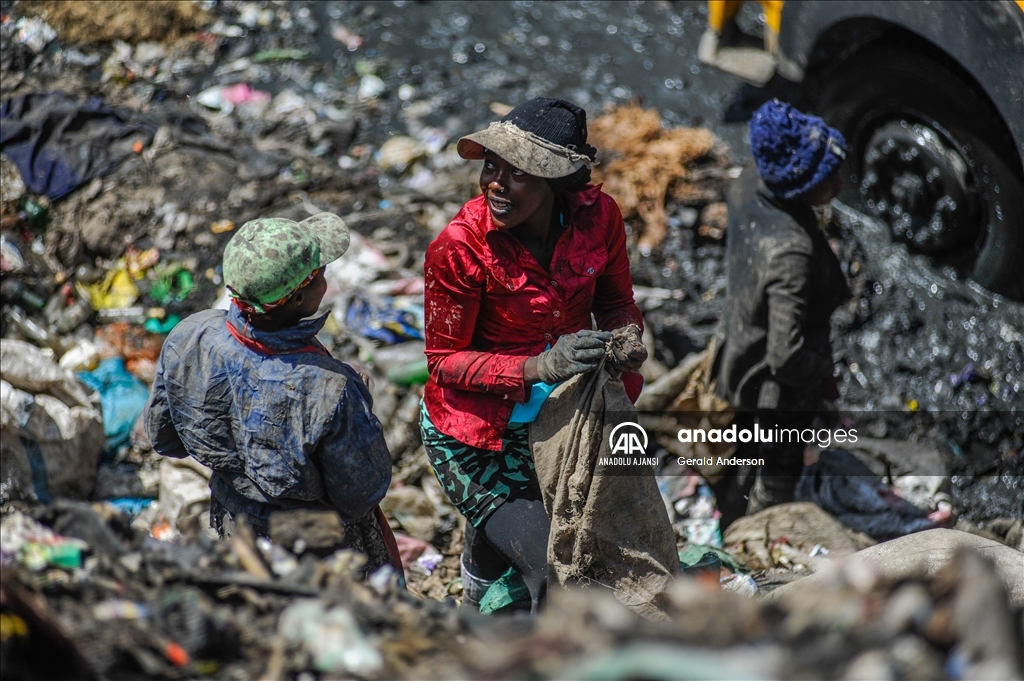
[457,98,596,178]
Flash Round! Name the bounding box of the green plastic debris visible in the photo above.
[149,265,194,305]
[21,541,83,571]
[386,359,429,387]
[19,197,49,228]
[252,48,309,63]
[478,567,531,614]
[679,544,747,575]
[143,313,181,334]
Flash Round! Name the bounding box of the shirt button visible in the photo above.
[587,267,595,275]
[544,333,552,339]
[550,280,558,287]
[507,283,514,289]
[553,310,561,318]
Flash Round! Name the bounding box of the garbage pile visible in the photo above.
[2,500,1022,680]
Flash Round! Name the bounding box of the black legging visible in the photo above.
[462,486,550,613]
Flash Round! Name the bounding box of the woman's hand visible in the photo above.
[608,324,647,371]
[533,330,612,384]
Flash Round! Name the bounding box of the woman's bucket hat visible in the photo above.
[457,98,596,179]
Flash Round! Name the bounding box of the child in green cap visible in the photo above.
[145,212,401,573]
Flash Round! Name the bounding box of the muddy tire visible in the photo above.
[817,46,1024,301]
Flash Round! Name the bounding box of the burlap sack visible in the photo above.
[530,362,679,620]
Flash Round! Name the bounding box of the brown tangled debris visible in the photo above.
[589,104,725,252]
[17,1,211,45]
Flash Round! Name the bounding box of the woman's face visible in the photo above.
[480,151,554,230]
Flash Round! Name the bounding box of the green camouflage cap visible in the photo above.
[223,212,350,312]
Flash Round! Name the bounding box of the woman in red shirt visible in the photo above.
[421,98,647,612]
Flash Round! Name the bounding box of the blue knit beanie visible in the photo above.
[749,99,847,200]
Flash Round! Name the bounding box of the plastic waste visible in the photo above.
[84,262,140,311]
[124,246,160,278]
[1,346,105,503]
[197,83,272,115]
[1,279,46,310]
[13,16,56,53]
[358,74,386,101]
[19,197,50,228]
[479,567,531,614]
[158,458,211,536]
[105,497,154,520]
[0,232,26,273]
[149,264,194,305]
[278,600,383,676]
[21,541,83,571]
[95,323,165,363]
[143,314,181,334]
[377,136,427,173]
[510,378,557,424]
[347,294,423,345]
[93,599,150,621]
[679,517,723,548]
[4,305,64,353]
[58,339,102,372]
[372,341,429,386]
[949,362,988,388]
[96,306,148,325]
[78,358,151,456]
[331,22,364,50]
[54,296,94,334]
[1,154,27,212]
[719,573,759,597]
[679,550,722,587]
[678,544,746,575]
[252,48,309,63]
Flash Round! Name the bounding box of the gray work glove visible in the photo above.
[536,330,612,384]
[608,324,648,371]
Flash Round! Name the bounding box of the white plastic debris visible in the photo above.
[14,17,57,53]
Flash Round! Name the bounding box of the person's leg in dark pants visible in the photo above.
[461,488,551,613]
[709,412,757,532]
[747,411,811,513]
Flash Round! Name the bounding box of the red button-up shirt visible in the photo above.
[423,184,643,451]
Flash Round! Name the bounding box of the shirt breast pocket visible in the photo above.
[562,250,608,310]
[484,263,533,322]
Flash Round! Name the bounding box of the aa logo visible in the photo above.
[608,422,648,455]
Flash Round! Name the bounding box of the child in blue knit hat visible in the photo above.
[711,99,851,527]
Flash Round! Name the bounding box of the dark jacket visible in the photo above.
[145,306,393,527]
[715,166,849,410]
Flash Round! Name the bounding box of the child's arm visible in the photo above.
[316,379,392,521]
[144,363,188,459]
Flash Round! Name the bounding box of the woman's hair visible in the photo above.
[547,142,598,193]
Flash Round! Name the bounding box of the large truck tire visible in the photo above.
[817,46,1024,301]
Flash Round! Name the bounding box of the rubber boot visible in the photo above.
[459,556,495,611]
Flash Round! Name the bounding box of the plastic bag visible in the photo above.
[78,358,150,456]
[478,567,531,614]
[1,341,105,502]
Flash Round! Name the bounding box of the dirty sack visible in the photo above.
[530,360,679,620]
[637,339,734,480]
[0,92,155,200]
[796,448,940,540]
[1,339,105,502]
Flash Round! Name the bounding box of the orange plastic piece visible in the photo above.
[165,642,190,667]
